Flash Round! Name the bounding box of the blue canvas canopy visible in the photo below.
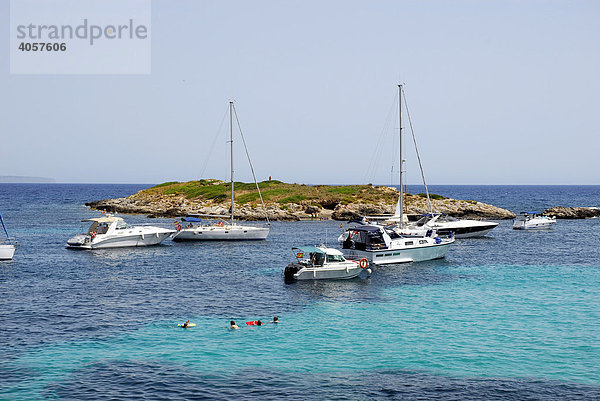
[349,225,382,233]
[182,217,203,222]
[292,246,325,255]
[520,211,539,215]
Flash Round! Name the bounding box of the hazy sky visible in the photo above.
[2,0,599,184]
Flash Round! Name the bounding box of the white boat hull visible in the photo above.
[171,225,269,241]
[513,220,556,230]
[67,231,174,249]
[294,265,364,280]
[0,244,16,260]
[343,242,452,265]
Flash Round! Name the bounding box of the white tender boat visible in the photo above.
[172,217,269,241]
[0,211,15,260]
[512,212,556,230]
[284,246,369,282]
[410,214,499,238]
[171,101,270,241]
[67,215,175,249]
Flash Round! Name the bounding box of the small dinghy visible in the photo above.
[284,246,370,283]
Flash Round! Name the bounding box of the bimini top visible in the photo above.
[519,211,539,215]
[182,217,203,222]
[81,216,124,223]
[347,225,382,233]
[292,246,325,255]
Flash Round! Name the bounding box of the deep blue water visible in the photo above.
[1,184,599,400]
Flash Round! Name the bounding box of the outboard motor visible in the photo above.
[284,263,302,283]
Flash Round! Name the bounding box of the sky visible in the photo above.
[1,0,599,185]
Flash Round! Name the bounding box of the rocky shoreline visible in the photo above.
[85,190,517,221]
[541,206,600,219]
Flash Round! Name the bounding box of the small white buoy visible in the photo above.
[366,268,372,274]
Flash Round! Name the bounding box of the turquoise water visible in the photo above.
[1,184,599,399]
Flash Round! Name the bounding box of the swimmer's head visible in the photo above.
[273,316,278,322]
[230,320,235,325]
[257,320,262,326]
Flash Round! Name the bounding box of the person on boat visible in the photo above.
[182,320,190,328]
[230,320,239,329]
[270,316,279,324]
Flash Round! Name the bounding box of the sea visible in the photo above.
[0,184,599,400]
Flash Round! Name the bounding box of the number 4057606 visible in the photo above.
[19,42,66,51]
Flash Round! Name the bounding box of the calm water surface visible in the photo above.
[1,184,599,400]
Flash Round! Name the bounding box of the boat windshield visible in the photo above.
[437,215,458,222]
[326,254,345,263]
[414,216,433,226]
[115,220,132,230]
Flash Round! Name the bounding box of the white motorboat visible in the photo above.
[66,215,175,249]
[172,217,269,241]
[512,212,556,230]
[410,214,499,238]
[341,84,454,264]
[284,246,369,282]
[0,211,16,260]
[171,101,270,241]
[340,224,453,265]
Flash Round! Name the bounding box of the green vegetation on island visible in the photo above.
[141,179,399,207]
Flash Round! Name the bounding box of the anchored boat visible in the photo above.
[171,101,270,241]
[0,210,15,260]
[284,246,369,282]
[341,84,454,264]
[512,212,556,230]
[67,215,175,249]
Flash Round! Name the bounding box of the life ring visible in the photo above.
[359,258,369,269]
[90,232,96,239]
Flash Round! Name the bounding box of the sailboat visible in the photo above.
[0,210,16,260]
[171,101,270,241]
[340,85,455,265]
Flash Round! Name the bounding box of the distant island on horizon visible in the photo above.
[0,176,55,183]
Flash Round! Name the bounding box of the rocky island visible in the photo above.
[86,179,516,221]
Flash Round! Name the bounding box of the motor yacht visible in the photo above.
[66,215,175,249]
[512,212,556,230]
[340,224,453,265]
[284,246,369,282]
[410,214,499,238]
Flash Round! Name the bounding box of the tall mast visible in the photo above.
[398,84,404,229]
[229,101,234,224]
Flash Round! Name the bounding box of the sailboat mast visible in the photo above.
[230,101,234,224]
[398,84,404,229]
